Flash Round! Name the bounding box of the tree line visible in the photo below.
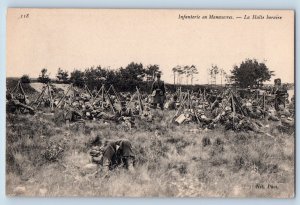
[20,58,275,91]
[170,59,274,88]
[171,65,199,85]
[22,62,161,92]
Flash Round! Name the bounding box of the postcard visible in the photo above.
[6,9,294,197]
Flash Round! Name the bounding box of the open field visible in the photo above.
[6,108,294,197]
[5,78,295,197]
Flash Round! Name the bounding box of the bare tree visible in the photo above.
[209,64,219,85]
[189,65,198,85]
[172,65,181,86]
[183,65,191,85]
[176,66,184,85]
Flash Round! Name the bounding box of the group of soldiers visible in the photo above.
[168,78,294,135]
[6,75,294,175]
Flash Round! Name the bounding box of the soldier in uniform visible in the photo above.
[90,139,135,175]
[287,95,295,116]
[116,101,133,118]
[273,78,288,111]
[247,101,265,119]
[6,93,35,115]
[92,87,98,97]
[64,104,83,123]
[115,101,135,128]
[140,106,153,122]
[151,73,166,110]
[167,95,178,110]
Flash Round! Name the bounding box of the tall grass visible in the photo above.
[6,110,294,197]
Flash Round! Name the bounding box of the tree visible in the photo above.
[118,62,145,91]
[66,62,161,92]
[209,65,219,85]
[189,65,198,85]
[70,69,85,87]
[179,65,199,85]
[230,59,274,88]
[84,66,108,89]
[183,65,191,85]
[20,74,31,83]
[172,66,180,86]
[38,68,51,84]
[145,64,161,82]
[219,68,226,86]
[224,73,231,84]
[176,66,184,85]
[56,68,69,83]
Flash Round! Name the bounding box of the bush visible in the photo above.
[20,75,31,83]
[38,68,51,84]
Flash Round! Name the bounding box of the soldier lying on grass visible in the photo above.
[6,93,35,115]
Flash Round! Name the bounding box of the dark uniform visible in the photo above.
[167,95,178,110]
[151,73,166,110]
[115,101,134,122]
[6,93,35,115]
[64,107,82,122]
[273,79,288,111]
[90,139,135,173]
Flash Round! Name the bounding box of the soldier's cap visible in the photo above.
[156,73,161,78]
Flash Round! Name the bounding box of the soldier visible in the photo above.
[266,106,280,121]
[116,101,132,117]
[140,106,153,122]
[92,87,98,97]
[131,102,141,115]
[167,95,178,110]
[6,93,35,115]
[195,109,213,126]
[82,103,94,120]
[115,101,135,128]
[248,101,264,119]
[287,95,295,116]
[64,104,83,123]
[211,96,223,111]
[15,93,30,105]
[151,73,166,110]
[219,107,243,131]
[90,139,135,175]
[277,104,292,118]
[273,79,288,111]
[209,106,232,129]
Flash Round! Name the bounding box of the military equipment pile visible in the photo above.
[6,79,295,177]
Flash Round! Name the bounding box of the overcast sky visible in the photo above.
[6,9,294,84]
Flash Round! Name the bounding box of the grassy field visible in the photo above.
[6,107,294,197]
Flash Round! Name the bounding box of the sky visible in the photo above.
[6,9,294,84]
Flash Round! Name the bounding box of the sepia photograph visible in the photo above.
[6,9,295,197]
